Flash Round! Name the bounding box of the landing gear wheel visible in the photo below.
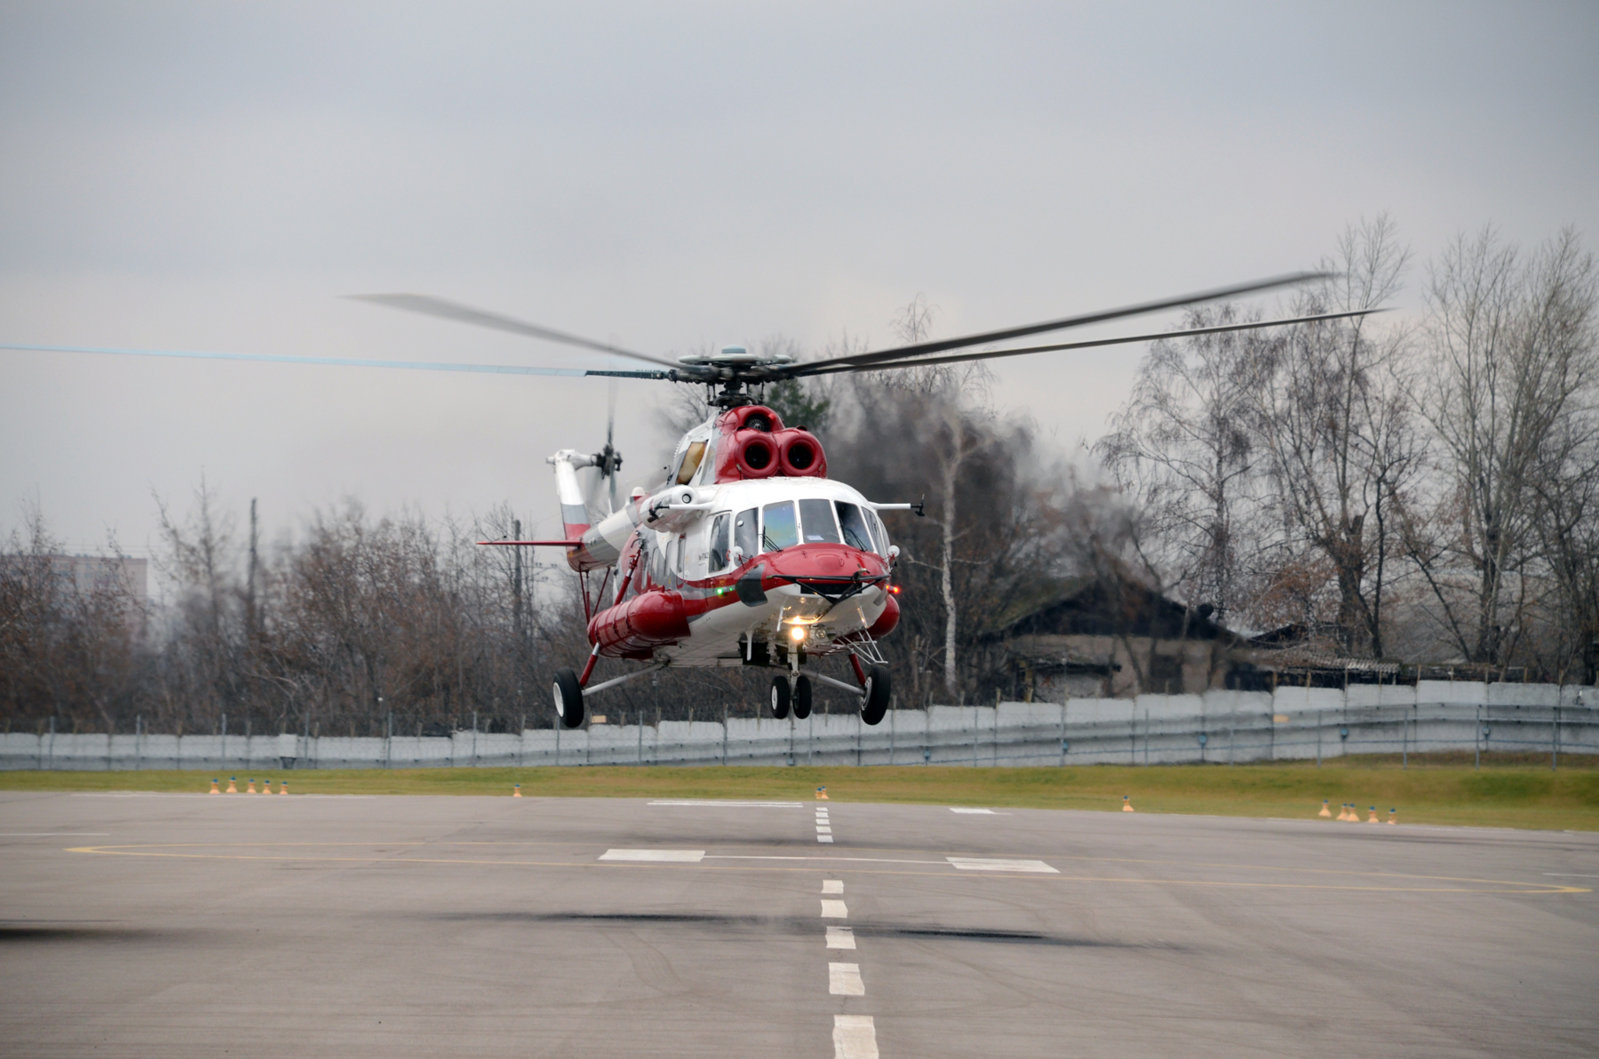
[860,665,890,726]
[769,675,791,720]
[553,669,585,729]
[793,675,813,719]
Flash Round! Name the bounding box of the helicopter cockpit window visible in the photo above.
[798,498,841,543]
[835,501,874,552]
[708,513,730,572]
[761,501,799,552]
[733,507,759,563]
[674,441,706,485]
[866,508,890,556]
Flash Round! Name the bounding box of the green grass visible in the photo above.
[3,755,1597,831]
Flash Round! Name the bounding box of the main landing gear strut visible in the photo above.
[779,662,890,725]
[555,655,891,730]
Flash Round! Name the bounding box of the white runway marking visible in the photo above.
[598,849,705,862]
[833,1015,878,1059]
[949,807,999,814]
[647,800,801,808]
[816,825,832,834]
[818,834,834,843]
[829,962,865,996]
[947,856,1058,873]
[1544,872,1599,878]
[707,854,941,865]
[821,899,848,919]
[822,879,843,894]
[826,925,856,950]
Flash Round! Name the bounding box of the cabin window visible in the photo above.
[799,498,841,543]
[761,501,799,552]
[708,513,730,572]
[835,501,874,551]
[674,441,707,485]
[733,507,759,563]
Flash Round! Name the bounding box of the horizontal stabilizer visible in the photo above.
[475,539,583,547]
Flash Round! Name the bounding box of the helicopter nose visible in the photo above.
[759,543,889,599]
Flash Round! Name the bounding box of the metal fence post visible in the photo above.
[1553,705,1560,771]
[1059,701,1067,768]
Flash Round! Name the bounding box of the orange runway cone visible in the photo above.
[1367,806,1379,823]
[209,778,220,794]
[1122,795,1135,812]
[277,781,288,795]
[1319,800,1332,818]
[225,777,237,794]
[816,786,829,800]
[246,779,257,794]
[260,780,271,795]
[513,784,522,797]
[1387,808,1397,825]
[1336,803,1348,821]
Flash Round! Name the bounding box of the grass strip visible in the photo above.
[3,756,1596,831]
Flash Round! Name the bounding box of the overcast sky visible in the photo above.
[3,1,1596,567]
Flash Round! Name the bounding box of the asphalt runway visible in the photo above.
[2,789,1597,1058]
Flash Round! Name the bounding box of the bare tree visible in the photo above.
[1248,215,1422,657]
[1410,226,1598,667]
[1096,304,1274,627]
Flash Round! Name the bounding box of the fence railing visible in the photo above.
[5,683,1595,771]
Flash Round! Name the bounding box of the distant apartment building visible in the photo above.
[55,554,149,601]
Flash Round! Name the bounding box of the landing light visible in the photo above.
[788,624,807,643]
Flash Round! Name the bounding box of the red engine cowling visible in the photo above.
[589,591,692,657]
[730,430,779,478]
[777,429,827,477]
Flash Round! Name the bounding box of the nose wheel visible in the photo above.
[769,675,791,719]
[793,675,812,719]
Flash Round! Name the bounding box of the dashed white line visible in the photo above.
[947,856,1057,873]
[833,1015,878,1058]
[816,825,833,834]
[818,835,834,843]
[1543,872,1599,878]
[821,899,849,919]
[822,879,844,894]
[829,961,865,996]
[598,849,705,862]
[826,925,856,950]
[950,807,999,814]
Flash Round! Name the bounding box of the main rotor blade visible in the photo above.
[784,271,1334,378]
[789,307,1385,378]
[1,343,673,380]
[348,293,687,372]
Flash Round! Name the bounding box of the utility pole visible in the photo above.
[246,498,259,643]
[512,518,524,643]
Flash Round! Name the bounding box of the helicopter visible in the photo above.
[4,272,1377,728]
[347,274,1377,728]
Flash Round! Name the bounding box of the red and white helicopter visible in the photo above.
[6,272,1374,728]
[350,274,1374,728]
